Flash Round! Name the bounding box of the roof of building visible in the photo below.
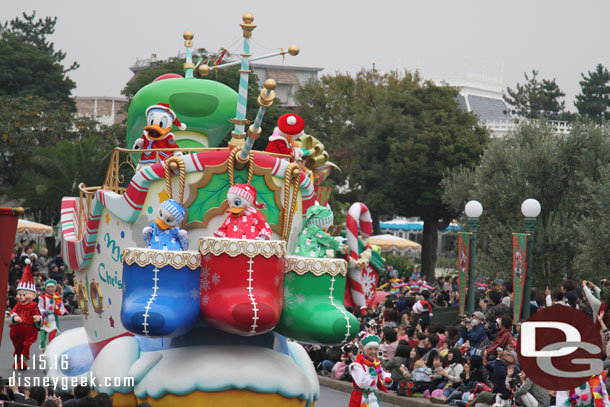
[456,95,468,112]
[250,63,324,72]
[467,95,512,122]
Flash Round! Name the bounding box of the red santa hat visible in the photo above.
[228,184,266,209]
[17,258,36,292]
[146,103,187,130]
[276,113,305,139]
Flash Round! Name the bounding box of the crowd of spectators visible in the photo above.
[0,382,155,406]
[306,272,610,407]
[8,239,79,315]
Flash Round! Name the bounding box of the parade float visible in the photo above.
[49,14,380,407]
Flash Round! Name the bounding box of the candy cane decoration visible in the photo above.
[345,202,373,307]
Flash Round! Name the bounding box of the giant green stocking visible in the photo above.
[275,257,359,346]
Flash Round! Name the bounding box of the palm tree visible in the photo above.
[11,135,111,226]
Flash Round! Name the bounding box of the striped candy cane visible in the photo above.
[345,202,373,307]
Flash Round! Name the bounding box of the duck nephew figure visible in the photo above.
[143,199,189,251]
[214,184,272,240]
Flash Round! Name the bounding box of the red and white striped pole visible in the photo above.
[345,202,373,307]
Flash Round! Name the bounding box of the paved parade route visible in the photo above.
[0,316,84,381]
[0,317,400,406]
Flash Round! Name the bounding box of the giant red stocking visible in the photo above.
[199,237,285,336]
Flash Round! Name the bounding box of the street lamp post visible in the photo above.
[465,200,483,315]
[520,198,541,321]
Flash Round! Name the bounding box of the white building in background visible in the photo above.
[250,64,323,108]
[75,96,127,125]
[437,75,571,137]
[129,53,323,109]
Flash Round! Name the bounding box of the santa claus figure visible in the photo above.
[349,334,392,407]
[265,113,305,161]
[38,279,68,351]
[215,184,272,240]
[133,103,186,168]
[9,259,41,369]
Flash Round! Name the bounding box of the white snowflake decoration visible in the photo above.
[203,254,212,264]
[201,265,210,278]
[274,276,280,286]
[285,273,295,282]
[200,271,211,292]
[361,269,376,300]
[284,286,294,298]
[284,316,293,326]
[295,294,306,304]
[190,288,199,300]
[212,273,221,285]
[201,295,209,306]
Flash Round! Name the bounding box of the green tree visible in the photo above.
[356,76,488,279]
[295,70,392,218]
[442,121,610,288]
[575,64,610,123]
[0,95,122,202]
[297,69,489,280]
[10,135,113,226]
[504,70,566,120]
[0,12,77,109]
[121,52,283,150]
[574,165,610,276]
[0,96,76,189]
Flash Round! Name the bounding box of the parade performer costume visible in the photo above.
[265,113,305,161]
[38,279,68,351]
[349,335,392,407]
[143,199,189,250]
[9,259,41,369]
[556,373,610,407]
[276,205,358,345]
[133,103,186,167]
[214,184,272,240]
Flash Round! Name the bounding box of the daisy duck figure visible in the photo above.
[133,103,187,168]
[143,199,189,251]
[214,184,272,240]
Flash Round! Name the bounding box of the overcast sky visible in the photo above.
[3,0,609,110]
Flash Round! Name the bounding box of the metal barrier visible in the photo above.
[430,306,460,326]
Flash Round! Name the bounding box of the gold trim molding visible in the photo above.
[123,248,201,271]
[284,255,348,277]
[89,278,104,318]
[199,237,286,259]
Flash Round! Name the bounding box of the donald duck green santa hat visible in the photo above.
[304,205,334,229]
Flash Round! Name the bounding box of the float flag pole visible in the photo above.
[228,13,256,150]
[238,79,277,162]
[183,31,194,78]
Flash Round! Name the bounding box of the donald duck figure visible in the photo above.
[143,199,189,251]
[214,184,272,240]
[133,103,187,168]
